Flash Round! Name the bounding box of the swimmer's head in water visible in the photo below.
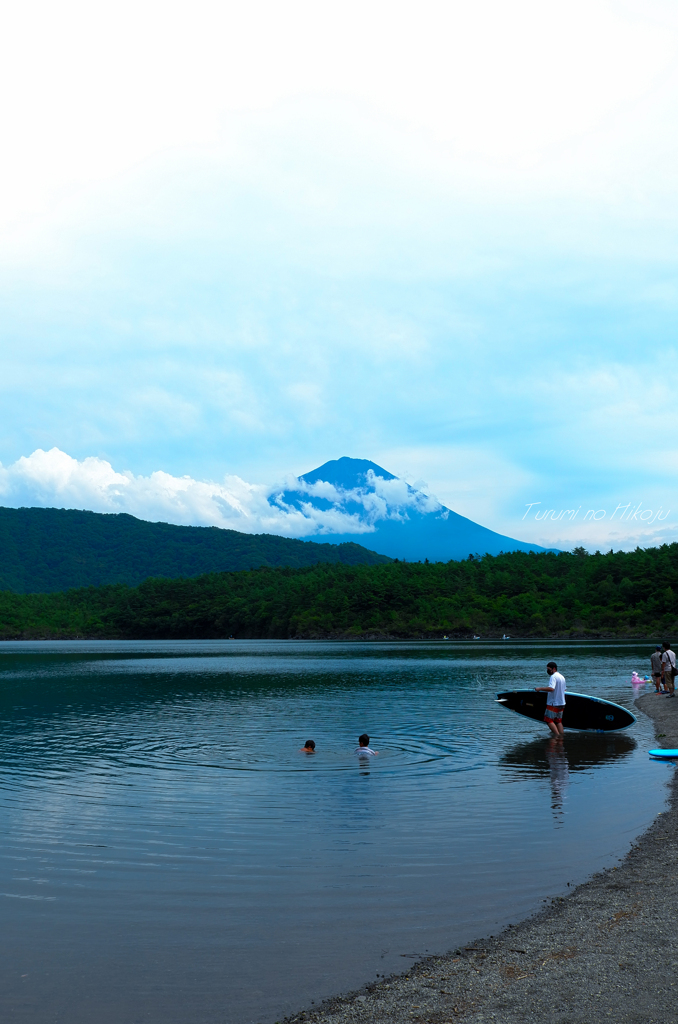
[303,740,315,751]
[358,734,370,747]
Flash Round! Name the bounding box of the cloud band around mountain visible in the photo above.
[0,448,441,538]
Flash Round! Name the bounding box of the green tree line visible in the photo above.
[2,544,678,640]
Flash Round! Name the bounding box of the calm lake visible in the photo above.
[0,640,668,1024]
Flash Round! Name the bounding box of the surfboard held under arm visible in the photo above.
[496,690,636,732]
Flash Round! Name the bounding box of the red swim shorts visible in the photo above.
[544,706,564,722]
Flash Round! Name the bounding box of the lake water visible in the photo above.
[0,640,669,1024]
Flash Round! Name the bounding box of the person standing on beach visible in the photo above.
[535,661,566,738]
[661,641,676,698]
[651,645,665,693]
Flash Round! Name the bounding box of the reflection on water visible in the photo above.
[499,732,636,779]
[546,742,569,823]
[0,641,667,1024]
[499,732,637,824]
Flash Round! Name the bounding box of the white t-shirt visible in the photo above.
[662,650,676,672]
[546,671,566,706]
[355,746,377,758]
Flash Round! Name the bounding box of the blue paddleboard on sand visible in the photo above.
[649,749,678,760]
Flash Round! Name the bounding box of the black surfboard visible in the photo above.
[496,690,636,732]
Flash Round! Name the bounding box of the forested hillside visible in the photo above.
[2,544,678,640]
[0,506,390,592]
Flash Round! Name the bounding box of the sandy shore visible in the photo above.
[282,692,677,1024]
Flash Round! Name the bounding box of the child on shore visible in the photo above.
[651,645,665,693]
[355,733,378,759]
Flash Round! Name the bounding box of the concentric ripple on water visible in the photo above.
[0,640,668,1024]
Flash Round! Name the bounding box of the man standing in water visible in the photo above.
[535,661,566,738]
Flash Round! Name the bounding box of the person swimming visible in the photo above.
[300,740,316,753]
[354,733,378,759]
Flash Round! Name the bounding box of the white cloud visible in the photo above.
[0,448,322,535]
[272,469,445,524]
[2,448,677,553]
[0,0,674,248]
[0,448,444,538]
[376,444,536,525]
[531,517,678,553]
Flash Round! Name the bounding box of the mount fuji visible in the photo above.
[272,457,548,562]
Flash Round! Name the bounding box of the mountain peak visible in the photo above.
[300,457,397,489]
[286,456,548,561]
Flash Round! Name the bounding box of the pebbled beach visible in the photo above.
[282,692,678,1024]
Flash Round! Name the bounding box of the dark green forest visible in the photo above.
[0,506,390,592]
[2,543,678,640]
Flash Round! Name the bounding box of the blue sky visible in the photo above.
[2,0,678,551]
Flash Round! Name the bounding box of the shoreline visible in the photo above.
[281,692,678,1024]
[0,634,669,642]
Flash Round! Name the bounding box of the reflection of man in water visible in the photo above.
[546,740,569,822]
[535,662,566,738]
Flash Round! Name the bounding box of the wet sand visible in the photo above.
[282,692,677,1024]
